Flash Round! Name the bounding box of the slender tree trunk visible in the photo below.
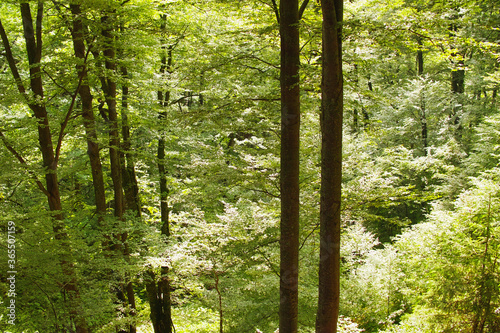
[279,0,300,331]
[157,38,171,236]
[101,15,125,222]
[1,4,89,332]
[215,272,224,333]
[145,12,174,333]
[316,0,343,332]
[120,64,138,333]
[417,37,428,155]
[351,65,358,134]
[417,39,424,77]
[70,4,107,219]
[449,22,464,139]
[121,65,141,216]
[99,13,137,333]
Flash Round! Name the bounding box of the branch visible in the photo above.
[54,46,92,165]
[242,187,280,198]
[35,2,43,63]
[0,130,50,197]
[300,31,318,53]
[256,248,280,278]
[298,0,310,20]
[249,97,280,102]
[43,67,72,96]
[270,0,280,24]
[299,222,319,251]
[0,18,27,96]
[245,54,280,69]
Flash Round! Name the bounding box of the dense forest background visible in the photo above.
[0,0,499,332]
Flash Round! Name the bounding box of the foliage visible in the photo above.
[0,0,499,331]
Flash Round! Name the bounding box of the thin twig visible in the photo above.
[0,130,50,197]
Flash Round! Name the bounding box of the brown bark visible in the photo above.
[417,38,424,77]
[101,14,125,221]
[146,267,173,333]
[449,22,464,139]
[70,4,107,218]
[316,0,343,332]
[120,66,141,216]
[1,4,89,332]
[120,65,139,333]
[279,0,300,331]
[158,40,171,235]
[98,13,136,333]
[215,272,223,333]
[417,38,428,154]
[20,3,62,215]
[146,13,174,332]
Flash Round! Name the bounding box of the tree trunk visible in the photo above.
[100,14,125,222]
[146,267,173,333]
[417,37,428,155]
[279,0,301,331]
[145,12,174,333]
[417,39,424,77]
[1,4,89,332]
[70,4,107,219]
[121,64,141,216]
[316,0,343,332]
[120,64,138,333]
[100,13,137,333]
[215,272,224,333]
[449,22,464,139]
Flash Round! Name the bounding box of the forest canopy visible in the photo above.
[0,0,499,332]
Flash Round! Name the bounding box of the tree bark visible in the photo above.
[145,12,174,333]
[101,14,125,222]
[1,4,89,332]
[316,0,343,332]
[121,64,141,216]
[279,0,301,331]
[146,267,173,333]
[70,4,107,219]
[449,22,464,139]
[99,12,136,333]
[120,64,138,333]
[417,37,428,155]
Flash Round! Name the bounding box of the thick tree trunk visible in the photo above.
[146,267,173,333]
[279,0,300,331]
[316,0,343,332]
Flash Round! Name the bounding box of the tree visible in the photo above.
[145,9,174,333]
[279,0,301,330]
[316,0,343,332]
[0,2,89,332]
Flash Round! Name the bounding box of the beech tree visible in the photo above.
[279,0,301,331]
[0,2,89,332]
[316,0,343,332]
[0,0,499,332]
